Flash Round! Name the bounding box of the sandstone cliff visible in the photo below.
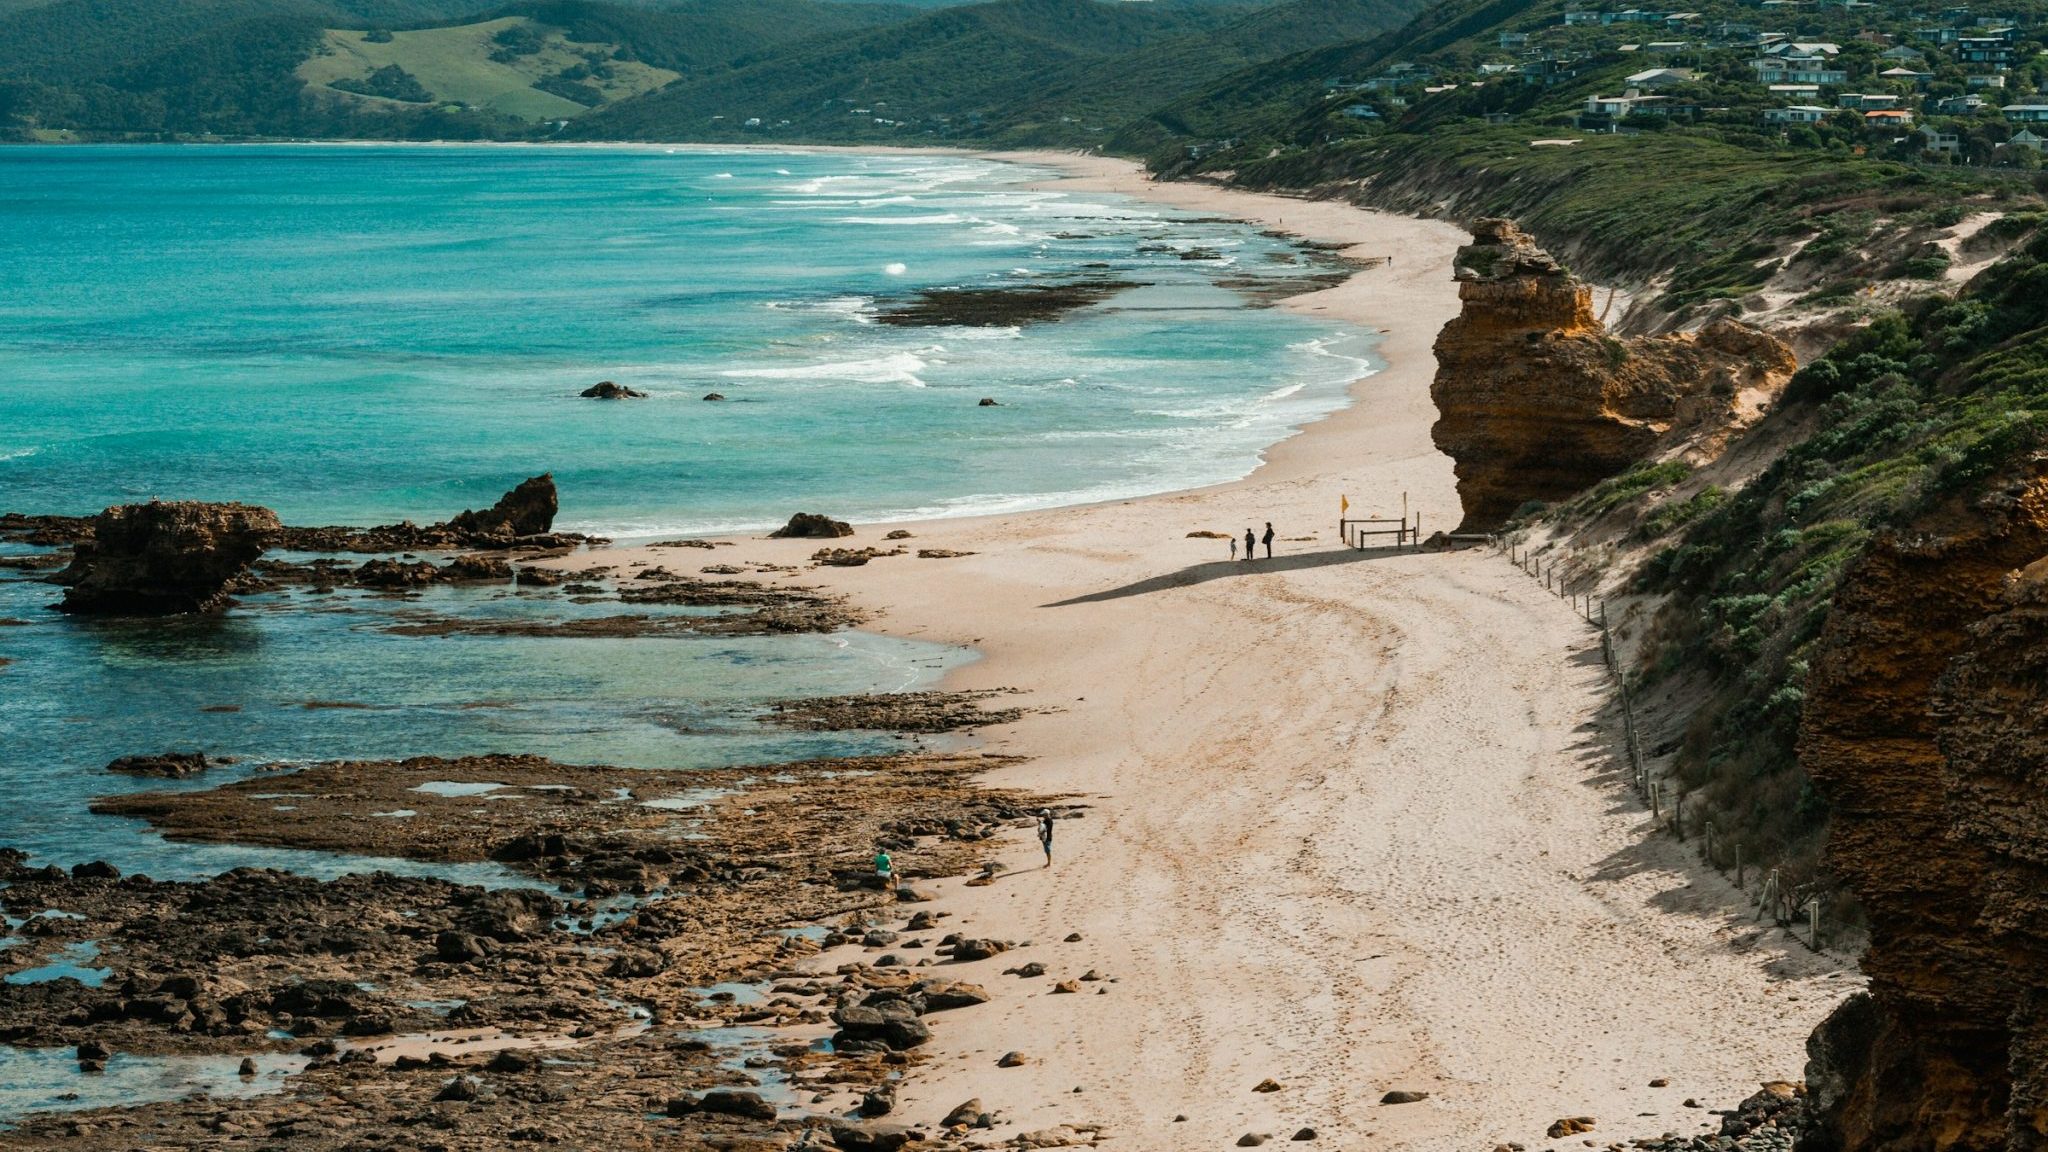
[1800,462,2048,1151]
[55,501,281,615]
[1430,219,1796,531]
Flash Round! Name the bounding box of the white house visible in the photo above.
[1967,73,2008,89]
[1765,104,1833,122]
[1771,82,1823,99]
[1584,90,1671,116]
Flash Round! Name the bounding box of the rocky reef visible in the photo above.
[1798,460,2048,1151]
[1429,219,1795,531]
[52,501,281,615]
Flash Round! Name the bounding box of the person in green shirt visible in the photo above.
[873,848,893,887]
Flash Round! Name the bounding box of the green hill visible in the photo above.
[0,0,922,138]
[568,0,1425,145]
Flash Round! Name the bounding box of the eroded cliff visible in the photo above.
[55,501,281,615]
[1430,219,1795,531]
[1800,462,2048,1152]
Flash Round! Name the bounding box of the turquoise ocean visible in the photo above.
[0,145,1375,878]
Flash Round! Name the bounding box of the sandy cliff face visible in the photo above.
[55,500,281,614]
[1800,464,2048,1152]
[1429,219,1796,531]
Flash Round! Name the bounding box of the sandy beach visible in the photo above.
[565,152,1855,1149]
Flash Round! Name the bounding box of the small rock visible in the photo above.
[700,1089,777,1120]
[1254,1079,1284,1093]
[1238,1134,1270,1147]
[1079,969,1103,981]
[580,381,647,400]
[1063,932,1083,942]
[942,1098,985,1128]
[1381,1090,1430,1104]
[1292,1129,1317,1142]
[237,1057,257,1077]
[1548,1117,1597,1139]
[978,397,1000,406]
[859,1088,895,1117]
[1005,962,1047,978]
[702,392,726,401]
[1050,980,1080,994]
[998,1051,1029,1067]
[435,1075,481,1102]
[1648,1078,1670,1088]
[885,530,914,540]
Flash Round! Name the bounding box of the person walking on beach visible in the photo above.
[1037,809,1055,867]
[1244,528,1256,561]
[1262,522,1275,558]
[1229,535,1238,561]
[873,847,893,887]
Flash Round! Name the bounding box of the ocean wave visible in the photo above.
[718,351,928,387]
[833,214,964,226]
[0,446,40,462]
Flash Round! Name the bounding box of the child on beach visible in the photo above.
[873,848,893,887]
[1229,536,1238,561]
[1038,810,1055,867]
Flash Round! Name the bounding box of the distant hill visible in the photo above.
[0,0,922,138]
[568,0,1426,146]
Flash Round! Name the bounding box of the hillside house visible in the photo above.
[1765,104,1834,121]
[1340,105,1381,119]
[1933,93,1989,113]
[1755,59,1850,83]
[1565,7,1601,25]
[1523,56,1582,85]
[1770,82,1824,98]
[1880,46,1926,61]
[1666,12,1704,28]
[1645,40,1693,52]
[1500,31,1531,47]
[1879,66,1935,87]
[1968,73,2008,88]
[1584,89,1670,116]
[1628,67,1697,87]
[1839,92,1905,109]
[1865,107,1917,126]
[2007,127,2046,150]
[1958,37,2016,63]
[1920,127,1964,152]
[2005,104,2048,122]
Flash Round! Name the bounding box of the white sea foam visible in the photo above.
[834,214,964,226]
[719,352,928,387]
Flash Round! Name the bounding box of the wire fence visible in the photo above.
[1486,533,1828,951]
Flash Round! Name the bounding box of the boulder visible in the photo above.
[699,1088,777,1120]
[1381,1090,1430,1104]
[580,381,646,400]
[997,1051,1029,1067]
[828,1121,916,1152]
[950,938,1007,962]
[435,1075,482,1102]
[1546,1117,1596,1138]
[978,398,1000,407]
[702,392,726,402]
[445,475,558,540]
[106,752,210,778]
[768,513,853,540]
[56,501,280,615]
[917,981,989,1012]
[859,1087,895,1117]
[942,1098,986,1127]
[70,860,120,880]
[832,1001,931,1050]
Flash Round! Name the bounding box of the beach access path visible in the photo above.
[570,153,1854,1150]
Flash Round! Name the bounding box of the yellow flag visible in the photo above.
[1340,494,1350,515]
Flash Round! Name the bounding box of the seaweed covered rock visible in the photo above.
[55,501,280,615]
[1429,219,1795,531]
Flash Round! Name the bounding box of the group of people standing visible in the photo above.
[1231,522,1276,561]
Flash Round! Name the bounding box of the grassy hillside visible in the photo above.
[569,0,1424,145]
[0,0,921,138]
[298,17,678,121]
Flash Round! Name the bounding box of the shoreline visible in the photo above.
[562,155,1854,1149]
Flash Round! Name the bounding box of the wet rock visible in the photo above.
[55,501,281,615]
[702,392,726,401]
[762,691,1022,734]
[860,1087,895,1117]
[238,1057,257,1076]
[70,860,120,880]
[812,547,900,567]
[874,279,1139,328]
[768,513,853,540]
[580,381,646,400]
[978,398,999,407]
[106,752,211,778]
[445,474,558,540]
[699,1088,777,1120]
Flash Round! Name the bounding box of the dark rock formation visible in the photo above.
[769,513,854,539]
[1798,461,2048,1151]
[106,752,211,778]
[54,501,281,615]
[579,381,646,400]
[1429,219,1796,530]
[446,474,558,539]
[874,279,1139,327]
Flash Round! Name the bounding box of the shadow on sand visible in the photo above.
[1042,545,1414,608]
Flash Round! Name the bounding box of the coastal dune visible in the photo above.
[573,156,1852,1149]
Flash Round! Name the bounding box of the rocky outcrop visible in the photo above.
[1429,219,1796,530]
[769,512,854,539]
[446,473,558,539]
[580,381,646,400]
[54,501,281,615]
[1798,461,2048,1152]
